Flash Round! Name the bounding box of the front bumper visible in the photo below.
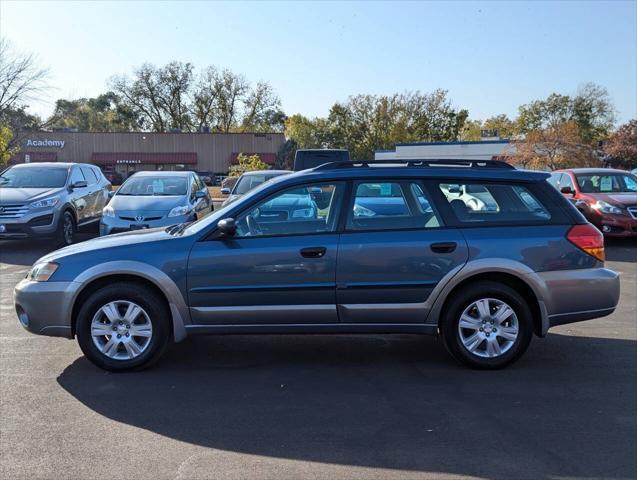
[535,267,620,334]
[600,214,637,237]
[100,213,192,236]
[14,279,79,338]
[0,208,60,239]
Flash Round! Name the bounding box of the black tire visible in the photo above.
[56,210,76,247]
[440,281,533,369]
[76,282,171,372]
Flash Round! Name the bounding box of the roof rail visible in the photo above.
[313,159,516,171]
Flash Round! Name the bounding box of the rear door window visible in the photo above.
[437,182,551,223]
[81,167,98,185]
[347,181,441,231]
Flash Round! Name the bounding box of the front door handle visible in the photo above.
[430,242,457,253]
[300,247,327,258]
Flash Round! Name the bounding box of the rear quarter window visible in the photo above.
[436,181,554,224]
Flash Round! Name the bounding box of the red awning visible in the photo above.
[9,151,58,164]
[91,152,197,165]
[230,152,276,166]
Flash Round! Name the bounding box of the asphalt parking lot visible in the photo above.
[0,234,635,480]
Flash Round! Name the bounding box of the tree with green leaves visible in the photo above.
[49,92,140,132]
[0,122,18,167]
[228,153,270,177]
[517,83,615,144]
[285,90,468,160]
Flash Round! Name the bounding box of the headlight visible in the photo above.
[30,196,59,209]
[591,200,624,215]
[102,205,115,217]
[353,204,376,217]
[168,205,192,217]
[28,262,59,282]
[291,207,316,219]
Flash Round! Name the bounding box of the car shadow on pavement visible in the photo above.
[57,332,637,479]
[0,231,98,266]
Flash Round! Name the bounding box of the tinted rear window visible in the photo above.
[438,182,551,223]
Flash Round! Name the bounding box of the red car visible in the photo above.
[550,168,637,237]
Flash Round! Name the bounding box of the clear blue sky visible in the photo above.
[2,0,636,124]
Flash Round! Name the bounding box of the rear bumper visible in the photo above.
[534,268,620,334]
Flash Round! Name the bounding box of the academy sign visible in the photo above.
[25,139,66,148]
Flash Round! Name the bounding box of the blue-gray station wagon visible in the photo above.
[14,159,620,371]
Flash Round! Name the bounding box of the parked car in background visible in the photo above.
[550,168,637,237]
[100,171,212,235]
[221,169,291,206]
[16,159,619,371]
[294,149,350,171]
[0,162,111,245]
[196,171,213,186]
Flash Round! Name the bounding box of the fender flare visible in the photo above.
[424,259,550,335]
[70,260,190,342]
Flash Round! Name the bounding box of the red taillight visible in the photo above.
[567,224,605,262]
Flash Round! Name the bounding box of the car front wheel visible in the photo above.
[441,281,533,369]
[56,210,75,246]
[76,282,170,371]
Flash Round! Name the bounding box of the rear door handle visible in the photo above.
[430,242,457,253]
[300,247,327,258]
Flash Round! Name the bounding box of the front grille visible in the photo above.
[119,215,163,221]
[0,204,28,219]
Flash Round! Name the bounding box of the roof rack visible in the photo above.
[313,159,516,170]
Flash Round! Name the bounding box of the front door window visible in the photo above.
[234,182,345,237]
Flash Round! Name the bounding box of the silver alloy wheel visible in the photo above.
[90,300,153,361]
[457,298,519,358]
[63,214,74,245]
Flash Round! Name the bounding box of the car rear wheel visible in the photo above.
[76,283,170,371]
[441,281,533,369]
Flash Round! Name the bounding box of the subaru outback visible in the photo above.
[14,159,620,371]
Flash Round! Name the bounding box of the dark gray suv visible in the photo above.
[14,159,620,371]
[0,162,111,245]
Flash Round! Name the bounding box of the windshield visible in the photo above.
[0,167,68,188]
[575,173,637,193]
[117,176,188,196]
[233,173,282,195]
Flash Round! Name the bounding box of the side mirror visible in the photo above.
[560,186,575,195]
[70,180,88,190]
[217,218,236,237]
[220,187,231,195]
[108,191,115,199]
[195,190,206,199]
